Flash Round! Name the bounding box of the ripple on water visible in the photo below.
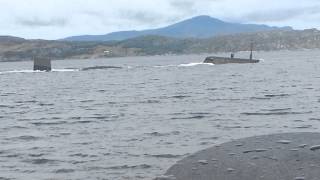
[38,103,55,106]
[54,169,75,174]
[310,118,320,121]
[15,100,38,104]
[295,125,313,129]
[9,135,41,141]
[32,121,68,126]
[87,116,113,120]
[189,112,211,115]
[250,97,272,100]
[145,131,180,137]
[0,177,12,180]
[3,153,21,158]
[79,100,95,103]
[241,111,313,116]
[70,120,94,124]
[106,164,152,170]
[139,100,161,104]
[171,115,208,120]
[144,154,183,159]
[264,108,292,112]
[264,94,290,98]
[170,95,192,99]
[170,112,212,120]
[2,126,28,131]
[69,153,89,158]
[24,158,59,165]
[0,104,15,109]
[28,153,46,157]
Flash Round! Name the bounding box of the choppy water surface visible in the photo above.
[0,50,320,180]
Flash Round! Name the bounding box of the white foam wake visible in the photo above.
[0,69,79,74]
[0,70,44,74]
[153,65,178,68]
[52,69,80,72]
[178,62,214,67]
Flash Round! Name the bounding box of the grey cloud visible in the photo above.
[169,0,198,18]
[81,10,105,18]
[16,17,68,27]
[170,0,195,11]
[169,0,220,11]
[3,0,320,39]
[119,10,163,24]
[244,6,320,22]
[79,10,110,25]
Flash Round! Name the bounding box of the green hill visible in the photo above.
[1,29,320,62]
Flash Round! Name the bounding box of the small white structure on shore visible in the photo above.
[104,50,112,55]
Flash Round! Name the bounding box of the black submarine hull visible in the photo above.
[204,56,260,64]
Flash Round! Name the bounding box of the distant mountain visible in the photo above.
[62,15,293,41]
[0,36,26,43]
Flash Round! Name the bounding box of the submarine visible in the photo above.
[33,57,122,72]
[204,43,260,64]
[33,57,52,71]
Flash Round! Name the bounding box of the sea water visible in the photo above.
[0,50,319,179]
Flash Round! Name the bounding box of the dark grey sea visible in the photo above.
[0,50,319,180]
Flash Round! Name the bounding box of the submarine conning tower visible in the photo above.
[33,57,52,71]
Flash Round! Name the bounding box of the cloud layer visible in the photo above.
[0,0,319,39]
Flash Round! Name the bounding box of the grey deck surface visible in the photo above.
[156,133,320,180]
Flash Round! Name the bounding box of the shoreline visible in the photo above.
[1,48,320,63]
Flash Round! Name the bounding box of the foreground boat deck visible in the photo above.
[157,132,320,180]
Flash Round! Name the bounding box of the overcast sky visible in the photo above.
[0,0,320,40]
